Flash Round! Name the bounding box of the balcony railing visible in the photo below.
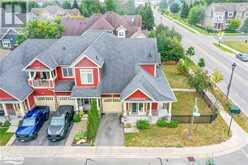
[30,79,55,88]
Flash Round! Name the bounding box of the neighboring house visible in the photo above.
[61,12,146,38]
[0,31,176,123]
[135,0,161,7]
[203,3,248,30]
[30,5,80,21]
[0,28,17,49]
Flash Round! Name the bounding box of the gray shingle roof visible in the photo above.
[71,85,102,98]
[55,80,75,92]
[121,67,176,102]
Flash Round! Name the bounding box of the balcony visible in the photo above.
[31,79,55,88]
[27,70,56,88]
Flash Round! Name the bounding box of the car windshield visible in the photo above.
[22,118,36,127]
[50,117,64,126]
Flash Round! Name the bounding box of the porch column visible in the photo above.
[96,98,100,111]
[75,99,79,111]
[19,102,25,117]
[149,102,152,116]
[168,102,172,121]
[2,103,9,120]
[123,102,127,116]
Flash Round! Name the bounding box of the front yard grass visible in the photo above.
[173,92,212,115]
[125,116,230,147]
[163,65,192,89]
[222,41,248,53]
[0,127,13,146]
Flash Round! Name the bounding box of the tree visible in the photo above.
[170,3,180,13]
[188,69,212,93]
[126,0,136,15]
[87,99,100,144]
[72,0,80,9]
[104,0,117,12]
[159,0,168,12]
[226,19,241,32]
[17,20,64,44]
[188,5,205,25]
[62,0,71,9]
[138,3,154,30]
[241,18,248,33]
[198,58,205,67]
[80,0,101,17]
[150,24,184,61]
[180,2,189,18]
[186,46,195,58]
[28,1,40,12]
[211,69,224,85]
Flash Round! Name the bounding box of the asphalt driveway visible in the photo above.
[95,113,124,146]
[12,117,72,146]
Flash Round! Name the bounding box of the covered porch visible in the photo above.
[122,101,172,124]
[74,97,101,112]
[0,101,28,121]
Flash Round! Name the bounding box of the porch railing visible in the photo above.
[31,79,54,88]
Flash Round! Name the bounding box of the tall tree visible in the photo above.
[62,0,71,9]
[170,3,180,13]
[188,5,205,25]
[28,1,40,12]
[72,0,80,9]
[241,18,248,33]
[180,2,189,18]
[104,0,117,12]
[80,0,101,17]
[138,3,154,30]
[159,0,168,11]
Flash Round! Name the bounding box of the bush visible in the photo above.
[188,69,212,92]
[73,113,81,123]
[170,3,180,13]
[74,131,87,141]
[156,119,167,127]
[177,59,189,74]
[198,58,205,67]
[156,119,178,128]
[3,120,10,127]
[188,5,205,25]
[241,18,248,33]
[136,120,150,129]
[226,19,240,32]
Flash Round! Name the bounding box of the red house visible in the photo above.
[0,31,176,123]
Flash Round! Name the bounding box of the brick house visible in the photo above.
[61,12,146,38]
[0,31,176,123]
[202,3,248,30]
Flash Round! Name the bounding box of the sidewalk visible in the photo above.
[1,108,248,159]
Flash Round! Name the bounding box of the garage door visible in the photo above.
[35,96,75,111]
[102,97,122,113]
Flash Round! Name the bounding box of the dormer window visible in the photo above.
[62,67,73,77]
[80,69,93,84]
[116,25,127,38]
[118,30,125,38]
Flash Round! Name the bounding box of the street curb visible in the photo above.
[6,134,16,146]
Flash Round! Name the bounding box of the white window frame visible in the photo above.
[62,67,74,78]
[118,30,125,38]
[2,39,11,48]
[80,69,93,84]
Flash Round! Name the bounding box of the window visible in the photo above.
[228,12,233,17]
[80,69,93,84]
[2,39,10,48]
[62,67,73,77]
[118,30,125,38]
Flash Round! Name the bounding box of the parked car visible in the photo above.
[16,106,50,141]
[47,105,74,141]
[236,53,248,62]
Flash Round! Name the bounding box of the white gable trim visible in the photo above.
[71,55,101,68]
[0,87,21,102]
[23,57,51,71]
[123,88,155,101]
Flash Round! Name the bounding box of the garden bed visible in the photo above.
[125,116,230,147]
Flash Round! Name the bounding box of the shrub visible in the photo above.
[170,3,180,13]
[198,58,205,67]
[3,120,11,127]
[74,131,87,141]
[177,59,189,74]
[241,18,248,33]
[188,5,205,25]
[73,113,81,123]
[136,120,150,129]
[167,120,178,128]
[226,19,240,32]
[156,119,167,127]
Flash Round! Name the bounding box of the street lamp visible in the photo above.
[226,63,237,99]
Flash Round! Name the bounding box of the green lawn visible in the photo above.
[173,92,212,115]
[0,127,13,146]
[223,41,248,53]
[163,65,192,89]
[125,116,230,147]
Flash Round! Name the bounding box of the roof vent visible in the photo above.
[62,46,66,50]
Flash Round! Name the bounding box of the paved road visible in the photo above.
[154,10,248,115]
[95,113,124,146]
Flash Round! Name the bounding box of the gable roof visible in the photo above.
[210,3,248,12]
[62,12,142,37]
[121,67,176,102]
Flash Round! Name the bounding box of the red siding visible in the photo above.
[28,60,47,69]
[141,64,155,76]
[0,89,16,100]
[75,57,97,67]
[152,103,158,110]
[127,90,149,100]
[55,92,71,96]
[75,68,99,87]
[33,89,54,96]
[56,67,74,81]
[27,92,35,109]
